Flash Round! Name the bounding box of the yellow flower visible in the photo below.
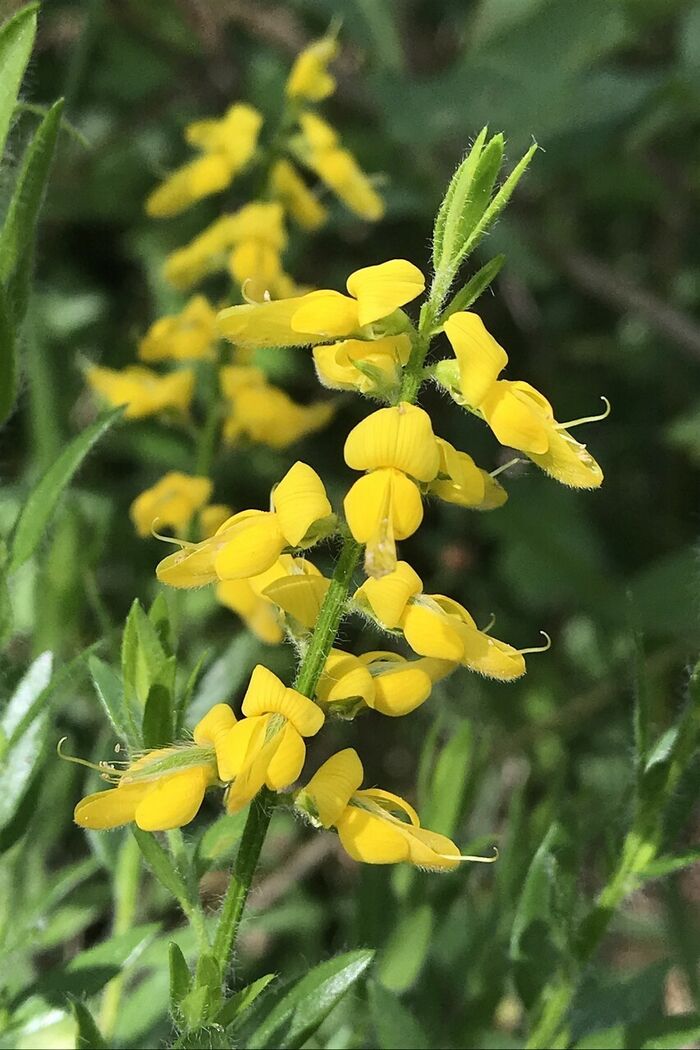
[146,103,262,218]
[358,651,456,716]
[214,666,325,813]
[343,404,439,577]
[156,462,334,587]
[315,648,455,718]
[223,381,335,449]
[216,554,324,643]
[286,36,338,101]
[295,113,384,221]
[428,437,507,510]
[200,504,234,538]
[313,334,411,395]
[86,364,194,419]
[271,158,327,230]
[217,258,423,346]
[73,704,237,832]
[130,472,212,538]
[138,296,217,363]
[296,750,495,869]
[354,562,536,681]
[443,312,605,488]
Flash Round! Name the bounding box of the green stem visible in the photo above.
[167,828,210,953]
[211,536,362,981]
[99,834,141,1039]
[194,354,224,478]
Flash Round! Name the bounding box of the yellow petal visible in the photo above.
[443,312,508,407]
[344,468,423,543]
[480,381,551,454]
[272,461,332,546]
[135,766,210,831]
[271,158,327,230]
[156,539,219,589]
[528,427,603,489]
[130,472,212,538]
[337,806,410,864]
[265,724,306,789]
[225,723,282,813]
[344,403,439,480]
[138,295,217,362]
[263,573,330,630]
[229,241,282,289]
[296,748,364,828]
[346,259,425,327]
[227,384,334,449]
[460,632,526,681]
[145,154,233,218]
[286,37,338,101]
[404,826,460,871]
[215,715,267,782]
[357,788,420,826]
[298,111,339,151]
[316,649,376,708]
[400,600,465,661]
[213,511,286,580]
[217,297,309,347]
[290,290,360,338]
[185,103,262,170]
[354,560,423,628]
[309,147,384,222]
[193,703,237,747]
[358,653,432,717]
[241,665,325,736]
[74,783,146,830]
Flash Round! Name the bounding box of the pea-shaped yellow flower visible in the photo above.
[217,555,326,643]
[156,461,334,588]
[271,158,327,231]
[441,312,606,489]
[313,334,411,396]
[295,113,384,222]
[429,437,507,510]
[343,403,439,577]
[316,648,456,718]
[138,296,217,363]
[296,750,496,870]
[222,378,335,450]
[73,704,236,832]
[146,103,262,218]
[86,364,194,420]
[130,472,212,538]
[216,259,424,347]
[286,36,338,101]
[214,666,325,813]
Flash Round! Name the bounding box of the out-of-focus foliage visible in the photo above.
[1,1,699,1047]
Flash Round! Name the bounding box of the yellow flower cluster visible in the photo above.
[76,86,607,872]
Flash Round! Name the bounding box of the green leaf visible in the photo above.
[0,3,38,158]
[0,99,64,324]
[8,409,122,572]
[368,981,429,1050]
[0,652,52,839]
[378,905,433,993]
[639,850,700,881]
[0,650,52,742]
[215,974,276,1028]
[0,283,16,425]
[131,827,192,906]
[197,808,248,868]
[175,650,209,736]
[433,127,488,274]
[88,654,134,745]
[122,598,174,718]
[439,255,506,322]
[169,941,192,1015]
[20,924,158,1003]
[149,591,174,655]
[455,141,538,269]
[142,681,175,749]
[247,949,374,1049]
[422,721,472,836]
[70,997,108,1050]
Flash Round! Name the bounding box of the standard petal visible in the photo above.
[443,312,508,407]
[241,665,325,736]
[343,404,439,480]
[193,703,237,747]
[263,573,330,630]
[297,749,364,828]
[273,462,332,546]
[354,560,423,628]
[346,259,425,327]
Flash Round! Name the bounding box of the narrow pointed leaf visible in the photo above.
[439,255,506,322]
[9,409,122,571]
[0,3,38,157]
[0,283,16,424]
[70,998,108,1050]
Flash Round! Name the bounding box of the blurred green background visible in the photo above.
[2,0,700,1047]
